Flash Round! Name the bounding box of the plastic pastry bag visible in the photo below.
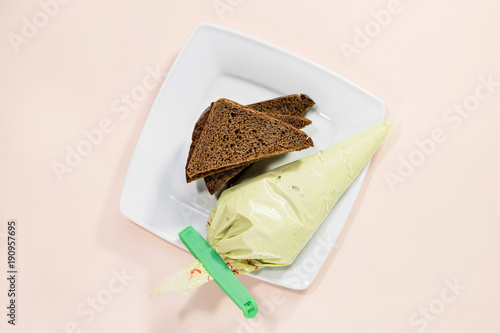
[152,122,392,297]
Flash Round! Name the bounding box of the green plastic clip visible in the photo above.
[179,226,258,319]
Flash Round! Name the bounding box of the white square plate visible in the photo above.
[119,23,385,289]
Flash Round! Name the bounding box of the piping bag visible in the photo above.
[151,121,393,317]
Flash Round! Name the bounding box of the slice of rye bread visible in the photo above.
[185,98,314,182]
[202,96,315,194]
[247,94,315,116]
[185,99,313,181]
[192,94,314,148]
[186,95,314,184]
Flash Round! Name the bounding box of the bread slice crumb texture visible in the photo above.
[185,98,313,182]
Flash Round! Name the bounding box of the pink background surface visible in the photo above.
[1,0,500,332]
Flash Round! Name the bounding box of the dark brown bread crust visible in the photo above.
[185,99,313,182]
[246,94,315,116]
